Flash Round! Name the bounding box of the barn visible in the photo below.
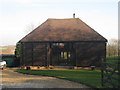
[18,18,107,68]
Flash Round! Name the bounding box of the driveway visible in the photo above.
[1,68,90,88]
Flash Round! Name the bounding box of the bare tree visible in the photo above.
[106,38,118,57]
[25,23,35,34]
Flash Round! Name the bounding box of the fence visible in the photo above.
[101,62,120,88]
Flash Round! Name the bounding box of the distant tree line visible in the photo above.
[106,38,119,57]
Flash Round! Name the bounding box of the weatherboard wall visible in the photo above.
[75,42,106,67]
[20,42,106,67]
[20,43,47,66]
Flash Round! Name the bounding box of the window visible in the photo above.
[64,52,67,59]
[68,52,71,58]
[61,52,64,58]
[52,43,64,47]
[61,52,70,60]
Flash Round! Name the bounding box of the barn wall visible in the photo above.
[75,42,106,67]
[20,42,106,67]
[22,43,32,66]
[21,43,47,66]
[33,43,47,66]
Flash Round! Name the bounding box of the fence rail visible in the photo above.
[101,62,120,88]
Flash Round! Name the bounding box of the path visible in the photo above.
[1,68,90,88]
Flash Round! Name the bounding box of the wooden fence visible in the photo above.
[101,62,120,88]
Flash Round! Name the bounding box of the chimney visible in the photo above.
[73,13,75,18]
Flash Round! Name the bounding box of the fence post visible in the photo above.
[101,62,104,87]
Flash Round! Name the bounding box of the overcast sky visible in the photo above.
[0,0,118,46]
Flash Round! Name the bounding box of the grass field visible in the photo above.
[16,69,102,88]
[106,56,120,63]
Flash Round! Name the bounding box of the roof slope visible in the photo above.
[20,18,107,42]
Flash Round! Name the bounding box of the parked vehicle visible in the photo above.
[0,61,6,70]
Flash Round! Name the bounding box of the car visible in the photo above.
[0,61,6,70]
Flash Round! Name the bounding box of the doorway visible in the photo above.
[50,42,75,66]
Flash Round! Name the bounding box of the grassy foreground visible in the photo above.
[16,69,102,88]
[106,56,120,63]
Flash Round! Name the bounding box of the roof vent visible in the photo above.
[73,13,75,18]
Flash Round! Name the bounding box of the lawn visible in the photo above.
[16,56,119,88]
[16,69,102,88]
[106,56,120,63]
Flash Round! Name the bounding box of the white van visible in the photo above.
[0,61,6,70]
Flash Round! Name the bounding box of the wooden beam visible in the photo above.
[67,51,68,61]
[63,52,64,59]
[104,42,107,62]
[20,42,23,66]
[58,50,60,65]
[45,43,47,66]
[47,44,49,67]
[31,43,34,66]
[47,43,51,67]
[74,43,77,66]
[21,41,107,44]
[50,43,52,65]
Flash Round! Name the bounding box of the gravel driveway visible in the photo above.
[1,68,90,88]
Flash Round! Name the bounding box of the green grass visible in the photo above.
[106,56,120,63]
[16,56,119,88]
[16,69,102,88]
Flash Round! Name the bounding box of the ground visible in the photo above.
[0,68,90,88]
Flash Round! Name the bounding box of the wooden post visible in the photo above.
[47,43,51,67]
[58,50,60,65]
[118,41,120,56]
[101,63,104,87]
[104,42,107,62]
[47,44,49,67]
[74,43,77,66]
[31,43,34,66]
[50,43,52,65]
[63,52,64,59]
[67,51,68,63]
[72,42,76,66]
[20,42,23,66]
[45,44,47,66]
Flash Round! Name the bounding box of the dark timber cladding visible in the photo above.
[19,18,107,67]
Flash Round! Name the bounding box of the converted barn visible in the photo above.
[18,18,107,68]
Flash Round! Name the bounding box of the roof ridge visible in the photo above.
[48,18,79,20]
